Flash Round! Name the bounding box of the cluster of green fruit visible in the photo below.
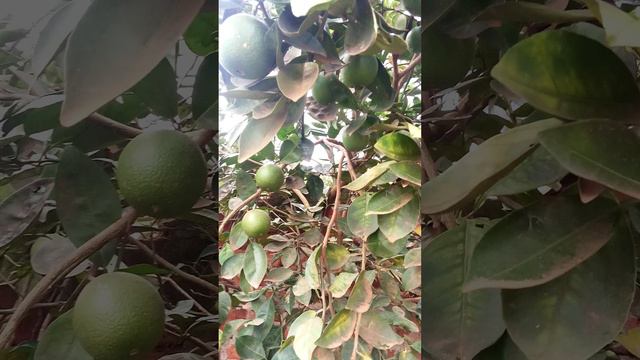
[240,164,285,238]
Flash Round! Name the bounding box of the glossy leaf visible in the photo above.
[422,118,562,214]
[465,195,618,291]
[539,119,640,200]
[423,220,505,360]
[326,244,350,270]
[347,193,379,239]
[374,132,420,161]
[345,0,377,55]
[487,146,567,196]
[131,58,178,118]
[0,178,54,247]
[389,161,421,186]
[366,185,414,215]
[55,146,120,266]
[221,253,244,279]
[61,0,203,126]
[315,310,357,349]
[277,62,319,102]
[368,230,408,258]
[236,336,267,360]
[34,311,92,360]
[243,242,268,288]
[378,197,419,242]
[491,30,640,121]
[184,11,217,56]
[344,161,395,191]
[503,221,636,360]
[345,271,373,313]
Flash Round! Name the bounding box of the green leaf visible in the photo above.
[243,242,268,288]
[277,61,319,102]
[265,267,294,282]
[473,333,528,360]
[131,58,177,118]
[389,161,421,186]
[230,223,249,250]
[465,195,619,292]
[344,161,395,191]
[422,118,562,214]
[34,311,93,360]
[192,54,217,120]
[280,247,297,268]
[184,11,217,56]
[583,0,640,47]
[476,2,594,23]
[358,312,403,350]
[60,0,203,126]
[237,169,258,200]
[326,244,350,270]
[403,248,420,268]
[289,311,323,360]
[402,266,421,291]
[248,298,275,340]
[329,272,358,298]
[366,185,414,215]
[347,193,379,239]
[539,119,640,200]
[315,310,357,349]
[290,0,336,17]
[491,30,640,121]
[30,0,91,78]
[221,253,244,279]
[487,146,567,196]
[305,246,321,289]
[423,220,505,360]
[345,271,373,313]
[55,146,121,266]
[366,59,395,111]
[30,235,91,277]
[0,178,54,247]
[118,263,170,276]
[374,132,420,161]
[503,221,636,360]
[378,197,419,242]
[368,230,408,258]
[236,336,267,360]
[345,0,378,55]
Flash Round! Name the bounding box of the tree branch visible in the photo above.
[88,113,142,138]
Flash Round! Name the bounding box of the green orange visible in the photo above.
[341,128,370,152]
[72,272,165,360]
[340,55,379,87]
[116,130,207,218]
[242,209,271,237]
[219,14,276,80]
[407,27,421,54]
[255,164,284,192]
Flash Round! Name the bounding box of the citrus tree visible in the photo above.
[0,0,216,358]
[217,0,422,359]
[423,1,640,359]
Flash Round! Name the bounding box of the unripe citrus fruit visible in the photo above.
[220,14,276,80]
[255,164,284,192]
[72,272,164,360]
[340,55,379,87]
[402,0,421,16]
[312,74,338,105]
[242,209,271,237]
[116,130,207,218]
[407,27,421,54]
[340,128,370,152]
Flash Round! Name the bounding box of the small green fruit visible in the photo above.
[340,55,379,87]
[242,209,271,237]
[407,27,421,54]
[341,128,370,152]
[73,272,165,360]
[255,164,284,192]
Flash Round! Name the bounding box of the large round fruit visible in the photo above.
[242,209,271,237]
[312,74,338,105]
[73,272,164,360]
[116,130,207,218]
[255,164,284,192]
[407,27,421,54]
[341,128,370,152]
[374,132,421,161]
[401,0,421,16]
[340,55,379,87]
[219,14,276,80]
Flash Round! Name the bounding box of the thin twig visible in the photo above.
[88,113,142,138]
[292,188,311,209]
[0,207,138,348]
[0,302,64,315]
[218,189,262,233]
[391,54,400,92]
[130,237,217,293]
[351,231,368,360]
[320,152,344,323]
[164,277,212,315]
[320,139,357,181]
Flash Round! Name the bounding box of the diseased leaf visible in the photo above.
[236,335,267,359]
[345,271,373,313]
[347,193,379,239]
[503,221,636,360]
[326,244,350,270]
[344,161,395,191]
[329,272,358,298]
[61,0,203,126]
[366,185,414,215]
[583,0,640,47]
[465,195,619,292]
[344,0,377,55]
[389,161,421,186]
[305,246,321,289]
[289,311,323,360]
[277,61,318,102]
[358,312,403,350]
[378,197,419,242]
[243,242,268,288]
[422,119,562,214]
[315,310,357,349]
